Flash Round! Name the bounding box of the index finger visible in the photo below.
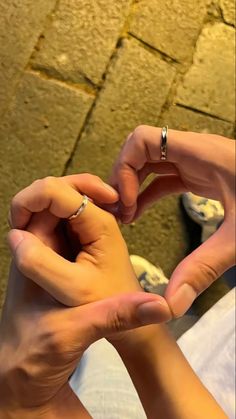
[10,174,118,228]
[110,126,161,221]
[110,130,146,205]
[10,176,120,245]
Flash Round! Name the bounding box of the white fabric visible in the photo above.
[70,339,146,418]
[70,288,235,418]
[178,287,235,418]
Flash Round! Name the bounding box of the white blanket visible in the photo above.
[178,287,235,418]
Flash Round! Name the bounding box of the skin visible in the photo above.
[0,261,166,418]
[0,173,226,418]
[0,174,170,418]
[7,174,169,307]
[109,126,236,316]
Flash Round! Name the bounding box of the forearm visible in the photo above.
[0,384,91,419]
[112,324,226,419]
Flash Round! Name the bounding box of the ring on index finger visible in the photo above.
[160,126,168,161]
[68,195,89,221]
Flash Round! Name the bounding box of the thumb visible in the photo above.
[73,292,172,345]
[165,220,235,317]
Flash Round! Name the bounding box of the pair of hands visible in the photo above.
[0,173,170,415]
[0,126,235,416]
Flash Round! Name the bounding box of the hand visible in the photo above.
[6,172,170,355]
[8,173,119,277]
[1,173,171,415]
[0,254,168,416]
[110,125,236,316]
[8,174,145,306]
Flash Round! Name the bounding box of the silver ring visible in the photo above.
[68,195,89,221]
[160,126,168,160]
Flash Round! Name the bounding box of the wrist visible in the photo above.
[0,405,48,419]
[0,384,90,419]
[109,324,174,417]
[109,323,168,354]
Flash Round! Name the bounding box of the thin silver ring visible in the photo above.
[68,195,89,221]
[160,126,168,160]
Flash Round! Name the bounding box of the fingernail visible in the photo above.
[121,214,133,224]
[168,284,197,318]
[8,230,25,252]
[102,182,118,195]
[120,203,136,224]
[137,300,171,324]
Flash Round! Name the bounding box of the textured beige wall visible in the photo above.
[0,0,235,309]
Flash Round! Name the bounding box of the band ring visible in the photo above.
[68,195,89,221]
[160,126,168,160]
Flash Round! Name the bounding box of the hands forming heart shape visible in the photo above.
[1,127,234,417]
[8,127,236,319]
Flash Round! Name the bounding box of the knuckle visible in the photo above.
[42,318,73,361]
[191,260,219,293]
[86,173,100,181]
[133,125,147,139]
[40,176,65,205]
[89,173,103,185]
[17,244,37,274]
[107,309,128,333]
[31,178,45,190]
[79,173,101,184]
[47,332,64,355]
[94,174,102,183]
[17,250,29,273]
[40,176,58,196]
[32,178,41,186]
[79,172,92,181]
[39,317,62,352]
[201,262,220,283]
[199,261,219,283]
[10,187,27,210]
[10,194,19,211]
